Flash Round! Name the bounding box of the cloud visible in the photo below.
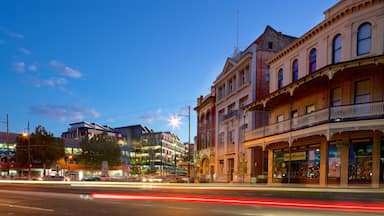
[27,77,67,87]
[28,64,37,71]
[0,27,24,39]
[49,60,82,78]
[29,105,100,122]
[19,48,31,55]
[139,109,164,124]
[12,62,25,73]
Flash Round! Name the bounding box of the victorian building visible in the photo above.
[212,26,296,182]
[244,0,384,187]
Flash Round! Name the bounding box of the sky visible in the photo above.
[0,0,339,142]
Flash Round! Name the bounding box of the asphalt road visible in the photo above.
[0,182,383,216]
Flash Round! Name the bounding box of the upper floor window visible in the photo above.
[239,70,245,86]
[266,66,270,83]
[333,34,342,63]
[331,87,342,106]
[355,79,370,104]
[228,76,236,94]
[278,68,284,89]
[292,59,299,82]
[309,48,317,74]
[357,23,372,56]
[268,42,273,49]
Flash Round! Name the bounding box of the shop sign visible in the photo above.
[284,151,306,161]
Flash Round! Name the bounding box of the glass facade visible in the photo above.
[273,145,320,184]
[328,145,341,184]
[348,139,372,184]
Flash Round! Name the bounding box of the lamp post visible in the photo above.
[168,105,191,180]
[22,121,31,180]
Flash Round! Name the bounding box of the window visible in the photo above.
[278,68,284,89]
[239,96,248,109]
[309,48,316,73]
[228,103,236,112]
[333,34,342,63]
[239,70,245,86]
[355,79,370,104]
[306,104,315,114]
[331,87,342,106]
[266,66,270,82]
[292,59,299,81]
[228,130,235,145]
[218,109,225,123]
[357,23,371,56]
[277,114,284,122]
[219,132,224,146]
[228,76,235,94]
[268,42,273,49]
[291,110,298,128]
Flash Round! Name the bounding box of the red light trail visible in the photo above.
[91,193,384,213]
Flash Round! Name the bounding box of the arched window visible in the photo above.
[292,59,299,81]
[309,48,316,74]
[357,22,371,56]
[333,34,342,63]
[278,68,284,89]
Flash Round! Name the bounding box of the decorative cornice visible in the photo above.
[268,0,382,65]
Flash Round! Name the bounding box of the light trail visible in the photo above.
[91,193,384,213]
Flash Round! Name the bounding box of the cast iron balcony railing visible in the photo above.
[245,101,384,141]
[223,110,240,122]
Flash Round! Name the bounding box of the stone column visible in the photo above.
[268,149,273,184]
[340,138,350,186]
[319,138,328,186]
[371,132,381,187]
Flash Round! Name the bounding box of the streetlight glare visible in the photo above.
[22,132,28,137]
[168,115,182,129]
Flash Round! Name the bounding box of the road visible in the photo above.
[0,182,383,216]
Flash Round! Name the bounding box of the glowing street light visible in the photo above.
[168,114,182,129]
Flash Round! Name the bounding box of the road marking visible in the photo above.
[131,203,153,207]
[0,203,54,212]
[167,206,191,211]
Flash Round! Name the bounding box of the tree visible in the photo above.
[16,125,64,172]
[80,132,121,167]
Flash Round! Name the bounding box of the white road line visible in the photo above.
[131,203,153,207]
[167,206,191,211]
[0,203,54,212]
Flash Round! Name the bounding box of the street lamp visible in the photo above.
[22,121,31,180]
[168,105,191,181]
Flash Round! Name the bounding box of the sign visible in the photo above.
[284,151,306,161]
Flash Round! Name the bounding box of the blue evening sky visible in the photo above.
[0,0,338,142]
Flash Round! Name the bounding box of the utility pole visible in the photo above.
[187,105,191,182]
[27,121,31,180]
[6,114,9,176]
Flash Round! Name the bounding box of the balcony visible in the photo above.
[245,101,384,142]
[222,110,240,122]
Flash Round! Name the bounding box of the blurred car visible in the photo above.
[42,175,70,181]
[82,176,100,181]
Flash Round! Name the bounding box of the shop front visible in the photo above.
[272,143,320,184]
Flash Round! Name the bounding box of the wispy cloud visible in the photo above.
[12,62,25,73]
[28,63,37,71]
[19,48,31,55]
[139,109,164,124]
[49,60,82,78]
[0,26,24,39]
[26,77,67,87]
[29,105,100,122]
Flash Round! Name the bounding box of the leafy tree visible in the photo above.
[16,125,64,172]
[80,132,121,167]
